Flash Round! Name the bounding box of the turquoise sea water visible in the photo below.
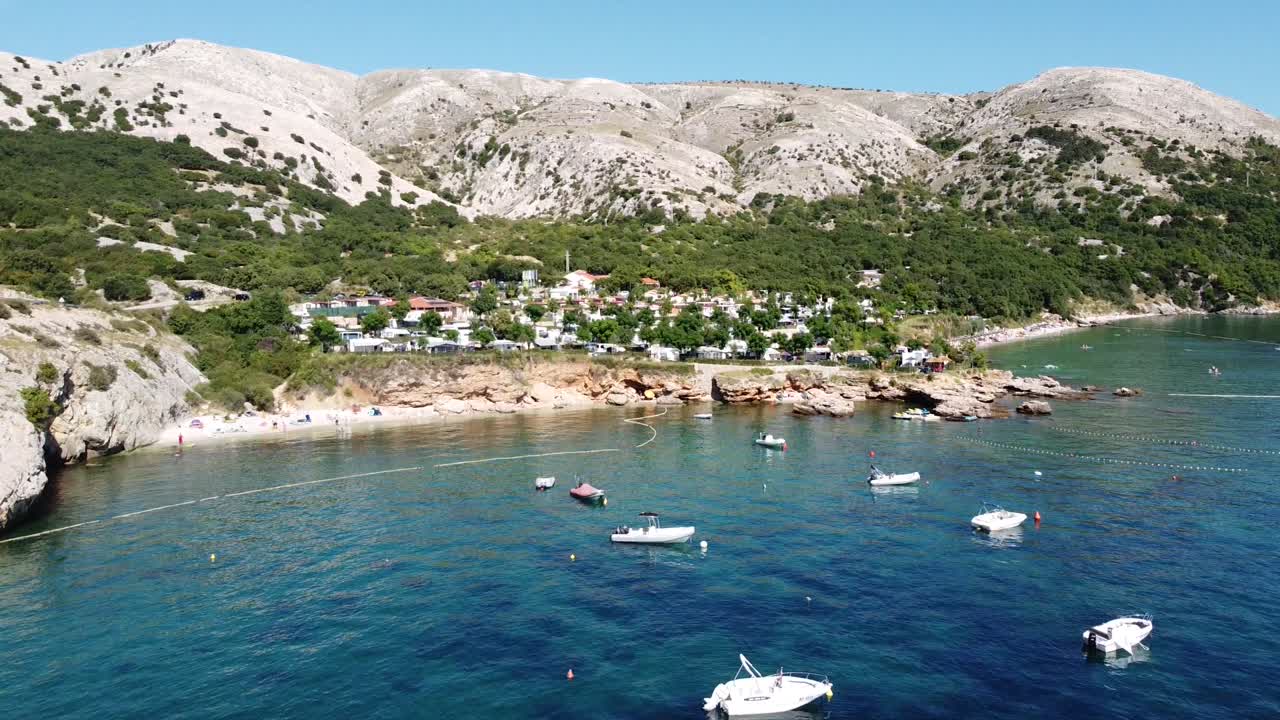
[2,316,1279,718]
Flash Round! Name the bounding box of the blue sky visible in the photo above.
[2,0,1277,114]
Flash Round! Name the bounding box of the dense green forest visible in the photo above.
[3,127,1279,316]
[2,127,1279,408]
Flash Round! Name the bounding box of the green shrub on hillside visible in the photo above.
[1025,125,1106,166]
[36,361,59,385]
[19,386,60,426]
[73,325,102,345]
[85,363,117,391]
[124,358,150,379]
[102,274,150,302]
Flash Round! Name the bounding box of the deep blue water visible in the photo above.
[2,316,1279,718]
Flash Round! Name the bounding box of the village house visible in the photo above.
[404,297,470,324]
[857,269,884,289]
[897,347,932,369]
[347,337,388,353]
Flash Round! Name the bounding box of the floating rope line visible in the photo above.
[1118,325,1280,347]
[434,407,670,466]
[1168,393,1280,399]
[1045,425,1280,455]
[0,466,427,546]
[623,407,670,449]
[959,436,1248,473]
[433,448,619,468]
[3,407,676,546]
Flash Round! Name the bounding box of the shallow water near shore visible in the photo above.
[2,316,1279,718]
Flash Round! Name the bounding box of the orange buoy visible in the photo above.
[566,668,575,680]
[1034,511,1042,523]
[869,450,875,458]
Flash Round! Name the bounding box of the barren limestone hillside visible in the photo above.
[2,39,1278,219]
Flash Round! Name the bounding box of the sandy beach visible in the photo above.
[158,404,450,450]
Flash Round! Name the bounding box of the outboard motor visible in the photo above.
[703,683,730,712]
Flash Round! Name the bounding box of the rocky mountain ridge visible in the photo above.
[2,39,1277,219]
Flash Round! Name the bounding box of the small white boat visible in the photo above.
[971,503,1027,532]
[1081,344,1093,351]
[754,433,786,449]
[694,413,714,420]
[893,407,935,421]
[703,654,832,717]
[867,465,920,486]
[534,476,556,490]
[610,512,695,544]
[1083,616,1153,655]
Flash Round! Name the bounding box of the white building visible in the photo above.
[648,346,680,362]
[348,338,388,353]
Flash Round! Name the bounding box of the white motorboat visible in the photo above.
[1083,616,1153,655]
[610,512,695,544]
[971,503,1027,532]
[694,413,714,420]
[703,654,833,717]
[754,433,786,449]
[534,476,556,490]
[893,407,939,421]
[867,465,920,486]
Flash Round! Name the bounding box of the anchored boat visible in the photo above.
[569,480,605,503]
[703,654,833,717]
[534,476,556,490]
[1083,616,1153,655]
[971,503,1027,532]
[610,512,695,544]
[867,465,920,486]
[754,432,786,449]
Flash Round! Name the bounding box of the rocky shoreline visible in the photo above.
[2,343,1089,535]
[713,368,1085,419]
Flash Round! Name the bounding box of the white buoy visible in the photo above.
[699,540,708,551]
[1034,471,1043,476]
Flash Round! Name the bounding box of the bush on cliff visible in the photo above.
[36,361,59,385]
[19,386,61,427]
[85,363,118,392]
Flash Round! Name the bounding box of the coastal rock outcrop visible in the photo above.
[305,357,702,415]
[792,389,858,417]
[0,405,46,531]
[712,372,786,404]
[707,367,1085,420]
[0,302,204,532]
[1016,400,1053,415]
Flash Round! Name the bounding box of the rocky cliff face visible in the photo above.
[0,301,204,532]
[282,357,707,416]
[2,41,1276,219]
